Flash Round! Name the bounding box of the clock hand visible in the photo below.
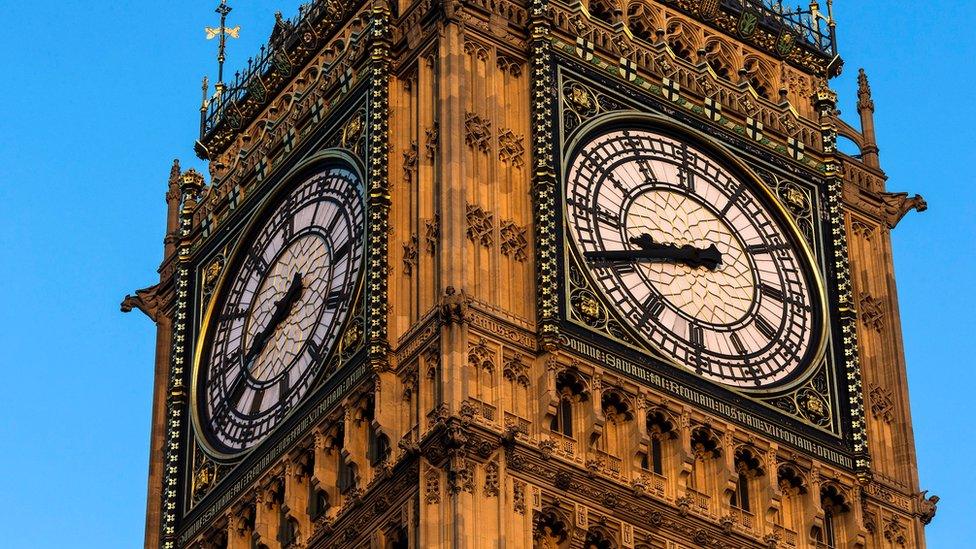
[584,234,722,271]
[242,272,305,372]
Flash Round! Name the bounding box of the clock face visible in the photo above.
[196,166,365,455]
[565,127,824,388]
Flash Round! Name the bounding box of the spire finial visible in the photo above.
[205,0,240,96]
[857,68,874,113]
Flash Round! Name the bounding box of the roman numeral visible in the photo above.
[607,173,629,194]
[747,242,791,255]
[612,262,636,275]
[332,239,352,262]
[249,389,265,415]
[283,212,294,240]
[754,315,777,339]
[594,206,621,230]
[638,295,665,326]
[689,323,704,349]
[760,283,785,302]
[636,159,659,184]
[219,308,249,323]
[279,374,291,399]
[247,249,269,274]
[679,168,695,193]
[307,340,322,362]
[720,185,745,216]
[730,333,747,355]
[325,289,346,309]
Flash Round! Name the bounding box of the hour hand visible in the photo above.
[584,234,722,270]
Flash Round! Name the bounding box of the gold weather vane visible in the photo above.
[206,0,240,95]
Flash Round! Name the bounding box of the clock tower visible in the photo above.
[125,0,937,548]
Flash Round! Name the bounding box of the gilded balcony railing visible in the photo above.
[721,0,837,56]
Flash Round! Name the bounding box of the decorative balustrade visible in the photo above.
[728,506,757,533]
[685,487,713,517]
[773,523,799,546]
[722,0,836,56]
[647,471,666,499]
[200,0,347,141]
[548,432,580,461]
[591,449,624,479]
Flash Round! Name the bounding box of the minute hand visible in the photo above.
[584,244,722,270]
[243,272,304,370]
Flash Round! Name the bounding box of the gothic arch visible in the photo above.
[665,17,700,62]
[742,55,777,99]
[626,0,663,43]
[600,388,634,423]
[587,0,616,25]
[820,483,850,514]
[690,425,722,459]
[733,446,765,477]
[584,527,616,549]
[702,36,738,80]
[555,369,589,401]
[533,506,572,549]
[777,462,808,495]
[646,406,677,439]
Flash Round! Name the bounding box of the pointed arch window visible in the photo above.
[550,370,588,440]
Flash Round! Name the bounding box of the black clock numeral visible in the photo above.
[607,172,629,194]
[593,205,621,230]
[730,333,747,356]
[325,289,346,309]
[679,168,696,193]
[332,239,352,262]
[219,308,249,323]
[636,158,659,184]
[638,295,666,326]
[612,262,637,275]
[279,374,291,400]
[760,283,785,302]
[212,399,233,430]
[754,315,777,339]
[247,249,269,274]
[747,242,791,255]
[249,388,265,415]
[283,211,295,240]
[689,323,704,350]
[719,185,746,216]
[307,340,321,362]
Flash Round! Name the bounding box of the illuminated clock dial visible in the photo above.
[196,166,364,454]
[565,127,824,388]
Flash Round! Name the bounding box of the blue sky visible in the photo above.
[0,1,971,547]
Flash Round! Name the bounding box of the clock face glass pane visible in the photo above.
[565,127,822,388]
[197,166,365,454]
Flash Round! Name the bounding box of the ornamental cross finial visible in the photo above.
[205,0,240,93]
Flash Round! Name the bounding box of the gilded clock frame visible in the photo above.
[542,61,853,468]
[560,111,830,394]
[190,149,368,462]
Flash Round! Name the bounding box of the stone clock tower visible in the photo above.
[124,0,937,547]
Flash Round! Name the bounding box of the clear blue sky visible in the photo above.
[0,1,970,547]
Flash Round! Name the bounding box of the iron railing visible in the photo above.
[201,2,325,139]
[723,0,837,56]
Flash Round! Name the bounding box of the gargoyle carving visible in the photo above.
[880,192,927,229]
[918,490,939,525]
[121,282,165,323]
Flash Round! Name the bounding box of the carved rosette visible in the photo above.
[465,203,495,247]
